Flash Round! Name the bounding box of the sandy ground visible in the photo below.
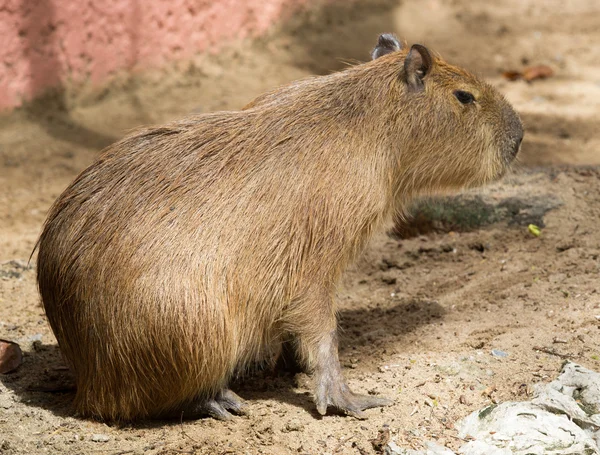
[1,0,600,453]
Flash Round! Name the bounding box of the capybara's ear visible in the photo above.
[371,33,402,60]
[403,44,433,92]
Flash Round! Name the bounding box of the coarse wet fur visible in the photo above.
[36,34,523,422]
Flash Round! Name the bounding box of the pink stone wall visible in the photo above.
[0,0,311,111]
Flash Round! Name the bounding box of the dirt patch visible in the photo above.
[393,177,563,238]
[1,0,599,454]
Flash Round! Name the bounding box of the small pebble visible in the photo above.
[284,419,304,432]
[91,434,110,443]
[491,349,509,358]
[0,339,23,374]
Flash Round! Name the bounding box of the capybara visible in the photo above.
[36,34,523,421]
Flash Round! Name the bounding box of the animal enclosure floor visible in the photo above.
[1,0,599,453]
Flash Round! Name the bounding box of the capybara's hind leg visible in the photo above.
[199,389,248,420]
[291,293,392,419]
[178,389,248,421]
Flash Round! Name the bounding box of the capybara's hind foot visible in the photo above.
[196,389,248,420]
[315,377,392,419]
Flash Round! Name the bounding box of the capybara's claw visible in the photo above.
[195,389,248,420]
[204,399,234,421]
[315,379,392,419]
[217,389,249,416]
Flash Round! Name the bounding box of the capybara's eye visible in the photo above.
[454,90,475,105]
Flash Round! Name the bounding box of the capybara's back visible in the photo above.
[37,35,523,422]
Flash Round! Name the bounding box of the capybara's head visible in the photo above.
[370,34,523,193]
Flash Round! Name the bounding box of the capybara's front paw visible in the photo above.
[315,376,392,419]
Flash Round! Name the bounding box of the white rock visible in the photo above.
[457,401,598,454]
[459,440,511,455]
[548,362,600,415]
[91,433,110,442]
[532,382,596,427]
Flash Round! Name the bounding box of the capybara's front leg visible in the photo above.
[312,330,392,418]
[291,293,392,418]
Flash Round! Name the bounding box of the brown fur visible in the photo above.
[36,36,523,422]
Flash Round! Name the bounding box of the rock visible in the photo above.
[537,361,600,428]
[459,440,509,455]
[490,349,508,358]
[91,434,110,442]
[0,340,23,374]
[550,362,600,414]
[283,419,304,432]
[532,383,596,428]
[458,401,598,454]
[385,441,405,455]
